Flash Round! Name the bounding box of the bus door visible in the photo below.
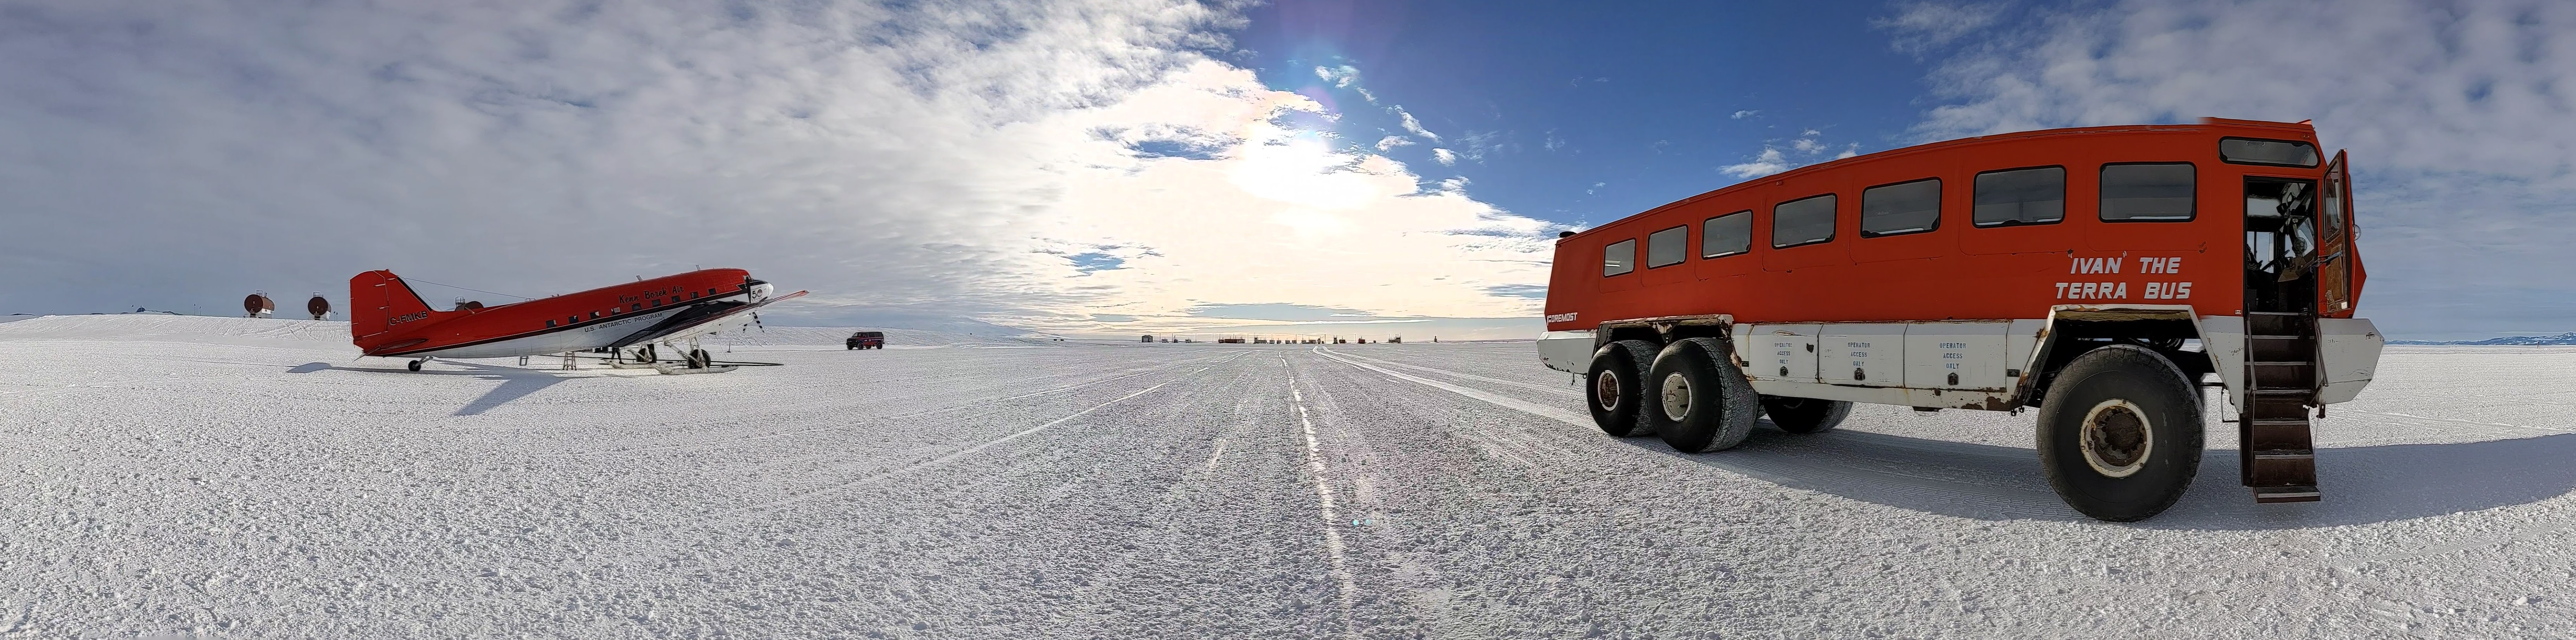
[2315,151,2356,317]
[2242,174,2318,314]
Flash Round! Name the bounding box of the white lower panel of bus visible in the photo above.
[1742,379,2023,411]
[1537,330,1595,373]
[1541,314,2378,412]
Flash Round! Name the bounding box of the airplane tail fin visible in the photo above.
[348,270,445,348]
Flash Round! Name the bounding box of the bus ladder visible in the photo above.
[2242,311,2321,502]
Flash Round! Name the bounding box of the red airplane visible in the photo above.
[349,269,807,371]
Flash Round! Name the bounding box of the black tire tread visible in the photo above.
[1585,340,1661,437]
[1652,338,1761,453]
[2035,344,2204,522]
[1761,395,1853,434]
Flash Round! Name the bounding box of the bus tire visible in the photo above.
[1650,338,1760,453]
[2035,344,2204,522]
[1761,395,1852,434]
[1585,340,1660,437]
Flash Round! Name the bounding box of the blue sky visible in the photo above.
[1231,0,1933,228]
[1,0,2571,340]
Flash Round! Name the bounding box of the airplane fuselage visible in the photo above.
[350,269,800,359]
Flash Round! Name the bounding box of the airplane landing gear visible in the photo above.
[407,358,425,372]
[687,349,712,369]
[633,344,657,364]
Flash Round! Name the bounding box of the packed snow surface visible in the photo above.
[4,316,2575,637]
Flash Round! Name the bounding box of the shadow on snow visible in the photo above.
[290,361,576,416]
[1612,424,2576,530]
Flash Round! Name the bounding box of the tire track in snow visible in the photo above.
[1313,348,2079,520]
[1320,348,1579,398]
[734,355,1241,512]
[1283,357,1360,640]
[1313,349,1573,468]
[543,353,1235,457]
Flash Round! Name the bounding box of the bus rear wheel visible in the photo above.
[2036,344,2204,522]
[1585,340,1659,437]
[1761,395,1852,434]
[1649,338,1760,453]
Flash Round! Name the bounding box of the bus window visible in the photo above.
[1702,211,1752,258]
[1860,178,1941,237]
[1772,194,1836,248]
[2100,163,2195,222]
[1603,239,1637,276]
[1974,166,2065,227]
[1646,225,1688,268]
[2219,138,2319,167]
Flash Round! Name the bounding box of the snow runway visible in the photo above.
[4,316,2575,637]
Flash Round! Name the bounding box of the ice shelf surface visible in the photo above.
[3,315,2574,638]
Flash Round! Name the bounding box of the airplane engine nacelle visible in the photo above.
[750,282,776,302]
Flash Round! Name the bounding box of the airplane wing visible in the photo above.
[608,290,808,348]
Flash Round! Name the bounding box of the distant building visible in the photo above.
[1141,335,1154,342]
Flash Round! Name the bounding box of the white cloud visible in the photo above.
[1731,110,1759,119]
[1720,148,1794,178]
[1394,106,1442,142]
[1909,0,2576,337]
[0,1,1556,335]
[1374,135,1414,150]
[1458,130,1505,161]
[1314,64,1359,88]
[1719,129,1854,178]
[1875,1,2005,56]
[1432,148,1458,166]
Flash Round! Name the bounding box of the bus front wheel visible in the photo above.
[2035,344,2204,522]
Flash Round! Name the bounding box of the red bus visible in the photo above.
[1535,118,2381,521]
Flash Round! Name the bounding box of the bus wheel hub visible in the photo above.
[1594,371,1623,411]
[1660,372,1692,419]
[2080,399,2153,478]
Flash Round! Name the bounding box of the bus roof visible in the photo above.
[1561,118,2319,243]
